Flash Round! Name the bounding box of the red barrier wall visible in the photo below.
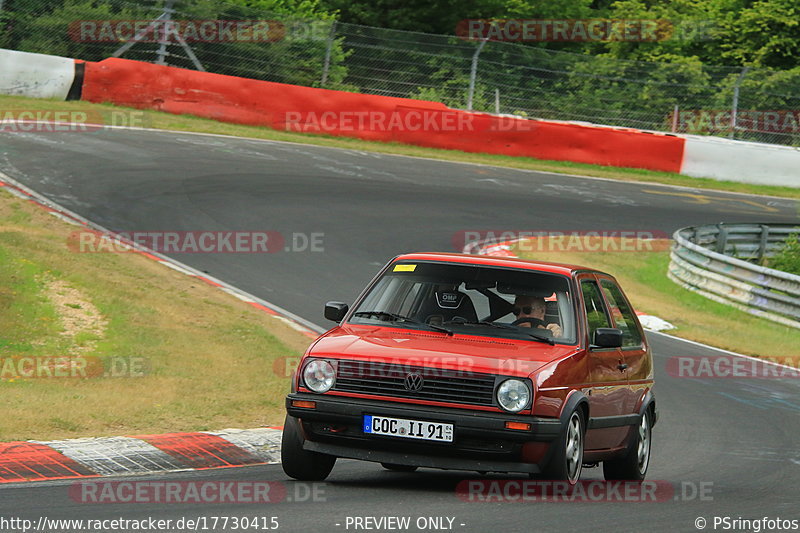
[82,58,684,172]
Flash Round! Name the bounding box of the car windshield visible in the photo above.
[349,260,577,344]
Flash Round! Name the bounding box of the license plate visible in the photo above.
[363,415,453,442]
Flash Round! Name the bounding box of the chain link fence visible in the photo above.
[3,0,800,146]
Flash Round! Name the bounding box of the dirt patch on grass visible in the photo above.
[43,278,107,356]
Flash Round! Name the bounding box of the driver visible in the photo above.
[513,295,563,338]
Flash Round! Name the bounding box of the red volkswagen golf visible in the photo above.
[282,253,656,484]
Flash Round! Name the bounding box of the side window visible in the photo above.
[581,280,611,341]
[600,280,643,347]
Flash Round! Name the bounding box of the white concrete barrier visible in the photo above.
[681,134,800,187]
[0,49,76,100]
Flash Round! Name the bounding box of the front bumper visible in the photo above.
[286,393,563,474]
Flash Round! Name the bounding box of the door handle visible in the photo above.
[618,363,628,371]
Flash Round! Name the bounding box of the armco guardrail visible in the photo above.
[669,223,800,328]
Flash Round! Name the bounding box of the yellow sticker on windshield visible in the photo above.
[393,264,417,272]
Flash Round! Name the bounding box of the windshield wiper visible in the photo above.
[456,320,555,344]
[352,311,453,336]
[522,329,556,345]
[456,320,517,331]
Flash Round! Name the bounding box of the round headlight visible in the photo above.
[303,359,336,393]
[496,379,530,412]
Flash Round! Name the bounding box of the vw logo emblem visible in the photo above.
[404,372,424,392]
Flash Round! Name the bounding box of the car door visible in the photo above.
[577,274,629,450]
[597,275,651,416]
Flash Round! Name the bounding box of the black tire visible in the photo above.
[381,463,418,472]
[603,408,652,481]
[542,410,585,485]
[281,415,336,481]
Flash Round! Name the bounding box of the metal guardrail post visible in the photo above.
[715,223,728,254]
[757,224,769,263]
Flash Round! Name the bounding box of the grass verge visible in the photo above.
[2,94,799,199]
[513,239,799,361]
[0,187,311,441]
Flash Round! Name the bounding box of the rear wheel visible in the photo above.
[381,463,418,472]
[281,415,336,481]
[542,410,584,484]
[603,409,652,481]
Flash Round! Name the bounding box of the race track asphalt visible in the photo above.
[1,128,798,532]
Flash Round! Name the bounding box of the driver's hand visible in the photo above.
[546,323,562,338]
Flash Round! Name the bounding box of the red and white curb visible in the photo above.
[0,428,282,483]
[464,237,676,332]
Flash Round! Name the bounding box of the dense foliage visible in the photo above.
[768,233,800,276]
[318,0,800,70]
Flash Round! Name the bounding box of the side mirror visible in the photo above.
[324,301,349,322]
[593,328,623,348]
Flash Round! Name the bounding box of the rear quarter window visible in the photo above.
[599,280,643,348]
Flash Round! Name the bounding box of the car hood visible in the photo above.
[307,324,580,378]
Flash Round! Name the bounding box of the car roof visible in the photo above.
[393,252,612,278]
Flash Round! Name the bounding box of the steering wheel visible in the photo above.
[512,317,545,327]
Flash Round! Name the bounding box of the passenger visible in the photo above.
[512,295,562,337]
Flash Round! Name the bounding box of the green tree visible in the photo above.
[715,0,800,69]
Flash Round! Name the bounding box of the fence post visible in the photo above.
[321,20,338,87]
[467,39,488,111]
[155,0,175,66]
[730,66,750,139]
[671,104,679,132]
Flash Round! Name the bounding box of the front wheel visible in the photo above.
[542,410,584,485]
[603,409,652,481]
[281,415,336,481]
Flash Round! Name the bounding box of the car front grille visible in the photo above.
[333,360,496,407]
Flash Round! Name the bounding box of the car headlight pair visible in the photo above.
[302,359,336,393]
[303,359,530,412]
[496,379,531,412]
